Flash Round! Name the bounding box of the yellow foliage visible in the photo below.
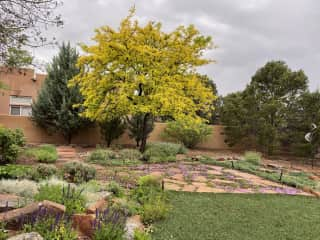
[70,8,216,122]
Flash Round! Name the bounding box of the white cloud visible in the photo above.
[32,0,320,95]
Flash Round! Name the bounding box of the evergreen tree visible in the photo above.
[285,91,320,156]
[99,118,126,147]
[221,61,308,155]
[32,43,90,143]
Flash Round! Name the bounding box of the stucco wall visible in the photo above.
[0,116,231,150]
[0,67,45,115]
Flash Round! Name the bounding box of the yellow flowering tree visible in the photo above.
[70,9,216,151]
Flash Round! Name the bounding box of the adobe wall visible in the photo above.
[0,116,232,150]
[0,67,45,114]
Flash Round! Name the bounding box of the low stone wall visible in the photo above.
[0,115,231,150]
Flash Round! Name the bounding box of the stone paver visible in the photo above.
[122,162,313,196]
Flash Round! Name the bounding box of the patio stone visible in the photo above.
[164,182,182,191]
[171,174,184,181]
[193,176,208,182]
[8,232,43,240]
[182,185,197,192]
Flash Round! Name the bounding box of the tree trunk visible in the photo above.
[107,139,111,148]
[139,113,150,152]
[67,134,72,145]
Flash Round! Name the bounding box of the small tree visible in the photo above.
[32,43,90,144]
[163,119,212,148]
[70,8,216,152]
[127,114,154,148]
[99,118,126,147]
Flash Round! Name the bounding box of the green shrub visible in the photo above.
[24,145,58,163]
[138,175,162,189]
[143,142,186,163]
[107,181,124,197]
[31,164,58,180]
[35,184,86,214]
[163,119,212,148]
[244,151,262,165]
[132,175,169,225]
[0,223,7,240]
[87,148,142,166]
[0,126,25,164]
[62,162,96,183]
[141,196,169,224]
[0,164,33,179]
[87,149,117,165]
[118,149,142,161]
[134,229,151,240]
[132,175,162,204]
[110,198,139,217]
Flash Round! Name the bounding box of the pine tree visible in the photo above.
[32,43,90,144]
[221,61,308,155]
[99,118,126,147]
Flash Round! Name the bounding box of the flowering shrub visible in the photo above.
[35,184,86,215]
[163,119,212,148]
[21,206,77,240]
[92,208,127,240]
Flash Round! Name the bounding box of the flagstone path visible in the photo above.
[109,162,312,196]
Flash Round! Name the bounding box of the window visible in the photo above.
[10,106,21,116]
[9,96,32,116]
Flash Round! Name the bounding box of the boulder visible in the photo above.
[72,214,95,238]
[124,215,144,240]
[0,201,65,225]
[0,194,22,210]
[86,199,108,214]
[7,232,43,240]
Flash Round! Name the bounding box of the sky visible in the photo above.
[34,0,320,95]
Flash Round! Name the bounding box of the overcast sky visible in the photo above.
[34,0,320,95]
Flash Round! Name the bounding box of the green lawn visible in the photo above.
[152,192,320,240]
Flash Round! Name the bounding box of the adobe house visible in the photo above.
[0,67,46,116]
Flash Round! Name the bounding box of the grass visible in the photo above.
[24,144,58,163]
[199,156,319,191]
[152,191,320,240]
